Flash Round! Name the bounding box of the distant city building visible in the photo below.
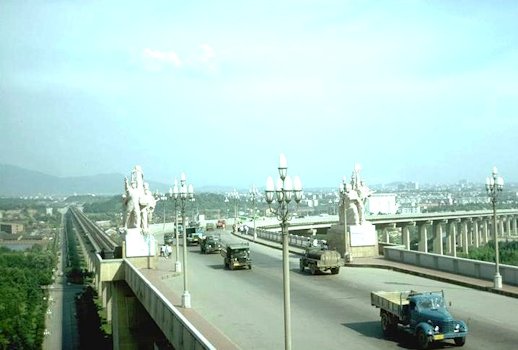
[0,222,24,234]
[46,207,53,215]
[367,193,398,215]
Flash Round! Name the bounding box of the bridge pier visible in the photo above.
[112,280,164,350]
[433,221,446,255]
[418,221,431,253]
[447,219,459,257]
[473,219,480,248]
[461,219,469,255]
[402,222,414,250]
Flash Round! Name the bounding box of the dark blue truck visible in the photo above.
[371,290,468,349]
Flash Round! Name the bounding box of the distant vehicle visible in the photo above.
[206,222,216,231]
[200,234,222,254]
[221,242,251,270]
[216,219,226,229]
[371,290,468,349]
[163,233,174,245]
[185,227,203,245]
[299,246,342,275]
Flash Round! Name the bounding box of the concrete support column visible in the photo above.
[402,222,415,250]
[418,221,431,253]
[506,216,511,237]
[383,226,391,244]
[112,281,160,350]
[449,219,459,257]
[513,217,518,236]
[433,221,445,255]
[102,282,112,322]
[473,219,480,248]
[461,219,469,255]
[499,217,504,238]
[481,219,489,244]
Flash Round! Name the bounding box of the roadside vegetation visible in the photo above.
[0,246,57,349]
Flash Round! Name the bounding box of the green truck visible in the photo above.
[185,227,203,245]
[299,247,342,275]
[221,242,252,270]
[200,234,222,254]
[371,290,468,349]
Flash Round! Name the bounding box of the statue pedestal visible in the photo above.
[327,222,378,260]
[124,228,156,257]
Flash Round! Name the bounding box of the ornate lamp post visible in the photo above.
[249,185,259,241]
[228,189,239,232]
[339,176,352,262]
[265,153,303,350]
[173,172,194,308]
[170,184,181,273]
[486,166,504,289]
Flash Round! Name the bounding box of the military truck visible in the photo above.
[185,227,203,245]
[299,247,342,275]
[371,290,468,349]
[200,234,222,254]
[221,242,252,270]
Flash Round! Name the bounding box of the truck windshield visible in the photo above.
[232,249,249,258]
[418,296,444,310]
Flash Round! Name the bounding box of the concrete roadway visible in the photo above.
[43,230,83,350]
[154,229,518,350]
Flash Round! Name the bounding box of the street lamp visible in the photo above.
[339,176,352,262]
[265,153,303,350]
[228,189,239,232]
[170,184,182,273]
[249,185,259,241]
[173,172,195,308]
[486,166,504,289]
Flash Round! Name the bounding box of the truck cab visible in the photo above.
[221,243,251,270]
[185,227,203,245]
[200,234,222,254]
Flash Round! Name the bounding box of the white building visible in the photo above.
[367,193,398,215]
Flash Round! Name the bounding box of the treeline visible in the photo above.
[0,246,56,349]
[82,192,262,222]
[462,241,518,266]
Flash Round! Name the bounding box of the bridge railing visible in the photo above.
[253,227,309,248]
[124,260,216,350]
[384,245,518,287]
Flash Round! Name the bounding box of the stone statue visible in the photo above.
[139,182,157,233]
[342,164,374,225]
[357,180,373,224]
[345,183,360,225]
[123,177,141,229]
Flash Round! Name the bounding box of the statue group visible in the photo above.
[122,165,157,234]
[341,164,374,226]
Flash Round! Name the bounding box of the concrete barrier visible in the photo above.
[384,246,518,286]
[124,261,215,350]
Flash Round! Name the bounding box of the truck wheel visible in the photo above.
[380,312,395,337]
[310,265,316,275]
[299,260,305,272]
[331,267,340,275]
[417,329,430,350]
[229,263,234,270]
[248,264,252,270]
[454,337,466,346]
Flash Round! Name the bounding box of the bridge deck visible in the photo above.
[138,263,240,350]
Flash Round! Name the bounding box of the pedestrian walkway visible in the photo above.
[234,230,518,299]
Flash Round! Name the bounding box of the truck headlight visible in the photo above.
[434,325,439,333]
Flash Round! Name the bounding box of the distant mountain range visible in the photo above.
[0,164,238,196]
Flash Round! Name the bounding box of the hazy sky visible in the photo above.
[1,0,517,189]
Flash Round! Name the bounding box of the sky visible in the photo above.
[1,0,517,190]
